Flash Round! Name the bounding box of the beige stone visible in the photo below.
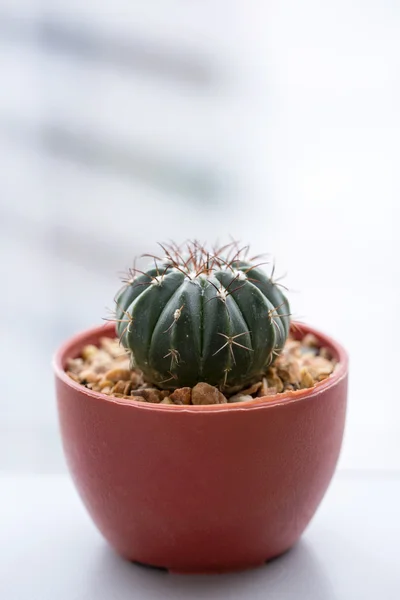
[302,333,319,347]
[111,381,129,395]
[160,397,174,404]
[192,383,227,405]
[266,368,284,393]
[132,388,162,403]
[239,382,262,396]
[81,344,98,361]
[79,370,100,384]
[170,387,191,405]
[228,394,253,403]
[300,367,315,389]
[104,368,132,382]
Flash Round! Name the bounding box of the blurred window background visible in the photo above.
[0,1,398,473]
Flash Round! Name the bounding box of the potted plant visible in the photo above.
[53,241,348,574]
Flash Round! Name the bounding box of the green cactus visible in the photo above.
[114,241,290,391]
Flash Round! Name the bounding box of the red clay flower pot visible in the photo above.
[53,322,348,574]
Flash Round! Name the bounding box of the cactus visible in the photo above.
[114,241,290,391]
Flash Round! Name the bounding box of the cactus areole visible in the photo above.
[114,242,290,391]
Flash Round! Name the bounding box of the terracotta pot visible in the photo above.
[53,322,348,574]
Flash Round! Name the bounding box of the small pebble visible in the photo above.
[111,381,129,395]
[170,387,191,405]
[239,382,262,396]
[258,377,269,397]
[303,333,319,347]
[98,379,113,390]
[130,395,146,402]
[228,394,254,403]
[79,370,99,384]
[66,357,84,374]
[81,345,98,360]
[123,381,132,395]
[105,368,132,382]
[261,386,278,397]
[131,388,162,403]
[319,346,332,360]
[265,368,284,393]
[100,337,126,358]
[300,367,315,389]
[192,383,227,405]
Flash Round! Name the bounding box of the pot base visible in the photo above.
[127,545,293,575]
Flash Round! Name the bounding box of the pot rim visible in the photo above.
[53,321,348,413]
